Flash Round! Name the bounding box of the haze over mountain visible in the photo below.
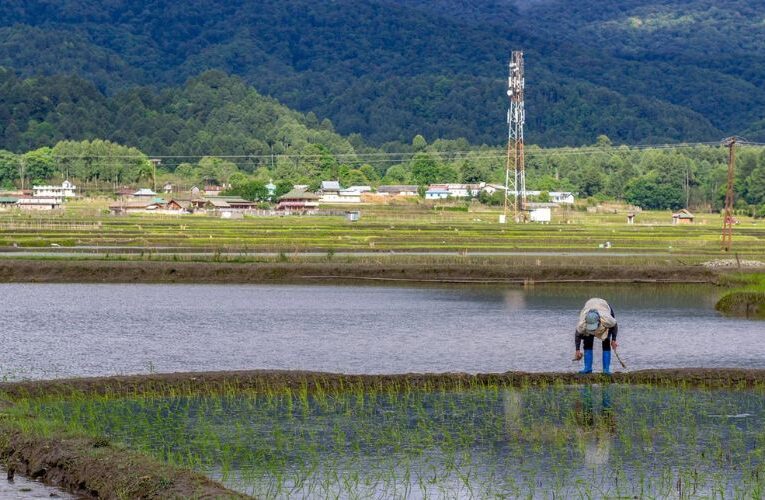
[1,0,764,149]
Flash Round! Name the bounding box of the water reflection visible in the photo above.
[0,283,762,379]
[576,385,615,468]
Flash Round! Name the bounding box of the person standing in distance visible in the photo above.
[574,298,618,374]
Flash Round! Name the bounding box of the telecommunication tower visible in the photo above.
[721,137,736,251]
[502,51,526,223]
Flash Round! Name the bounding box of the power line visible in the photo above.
[40,140,749,162]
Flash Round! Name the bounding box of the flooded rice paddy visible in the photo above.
[1,283,763,380]
[24,384,765,498]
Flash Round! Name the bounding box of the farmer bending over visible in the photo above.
[574,298,618,374]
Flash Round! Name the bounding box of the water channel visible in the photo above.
[1,283,762,380]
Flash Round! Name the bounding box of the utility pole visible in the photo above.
[150,158,161,193]
[18,157,25,191]
[502,51,526,223]
[721,137,736,252]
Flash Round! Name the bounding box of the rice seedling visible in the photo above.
[6,379,765,498]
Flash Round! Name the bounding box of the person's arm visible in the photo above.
[608,306,618,345]
[575,330,583,350]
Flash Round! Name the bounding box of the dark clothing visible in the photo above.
[582,332,612,351]
[575,306,618,350]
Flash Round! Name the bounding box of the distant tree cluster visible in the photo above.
[3,133,764,215]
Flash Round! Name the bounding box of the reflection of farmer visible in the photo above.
[574,298,618,374]
[575,385,615,467]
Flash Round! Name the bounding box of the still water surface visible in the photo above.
[1,283,763,380]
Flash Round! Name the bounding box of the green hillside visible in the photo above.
[0,69,356,159]
[1,0,762,147]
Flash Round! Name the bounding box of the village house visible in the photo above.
[164,199,192,213]
[549,192,575,204]
[672,209,695,224]
[480,184,508,196]
[425,184,450,199]
[344,185,372,194]
[201,196,259,218]
[33,180,77,199]
[425,183,485,199]
[204,184,225,196]
[318,181,343,202]
[115,187,134,198]
[276,189,320,214]
[133,188,157,197]
[109,200,162,214]
[446,183,484,197]
[376,185,419,197]
[17,197,62,210]
[0,196,18,209]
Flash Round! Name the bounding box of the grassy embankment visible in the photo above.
[716,273,765,318]
[3,370,765,498]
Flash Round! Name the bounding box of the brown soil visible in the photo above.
[0,427,248,499]
[0,259,719,284]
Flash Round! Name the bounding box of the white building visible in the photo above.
[483,189,575,204]
[425,184,450,200]
[549,191,575,204]
[344,185,372,194]
[33,180,76,199]
[481,184,508,196]
[316,184,367,204]
[17,197,62,210]
[133,188,157,197]
[529,207,551,222]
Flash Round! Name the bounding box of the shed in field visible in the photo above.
[672,209,695,224]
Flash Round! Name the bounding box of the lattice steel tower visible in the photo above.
[721,136,737,251]
[503,51,526,222]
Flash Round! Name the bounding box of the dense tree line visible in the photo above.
[3,134,764,215]
[1,0,763,146]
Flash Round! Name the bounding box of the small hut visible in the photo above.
[672,209,695,225]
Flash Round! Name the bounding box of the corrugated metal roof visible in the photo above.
[377,185,417,191]
[207,199,231,208]
[279,189,320,200]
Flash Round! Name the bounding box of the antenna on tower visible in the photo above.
[502,50,526,223]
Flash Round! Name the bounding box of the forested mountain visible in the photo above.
[1,0,763,147]
[0,70,356,160]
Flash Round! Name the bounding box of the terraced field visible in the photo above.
[0,204,763,257]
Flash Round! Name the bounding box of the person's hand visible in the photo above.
[611,340,618,350]
[574,350,583,360]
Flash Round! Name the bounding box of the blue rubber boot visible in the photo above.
[602,350,612,375]
[579,350,593,374]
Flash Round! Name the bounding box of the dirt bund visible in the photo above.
[3,369,765,401]
[0,368,763,499]
[0,430,247,499]
[0,259,719,284]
